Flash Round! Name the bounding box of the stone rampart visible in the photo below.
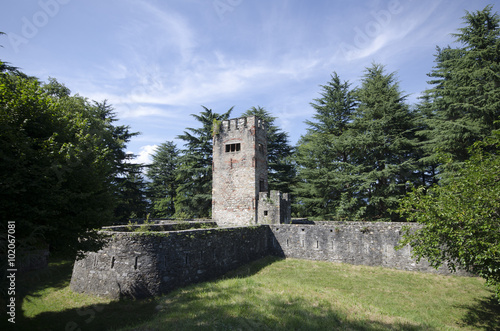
[70,222,468,299]
[70,226,270,299]
[269,222,468,275]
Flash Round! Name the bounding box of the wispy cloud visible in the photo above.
[334,0,444,62]
[118,1,197,63]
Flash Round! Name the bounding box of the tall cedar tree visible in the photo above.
[147,141,179,218]
[294,73,360,219]
[175,106,232,218]
[353,64,418,221]
[241,106,295,193]
[420,5,500,174]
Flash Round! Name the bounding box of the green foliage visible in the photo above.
[0,71,137,259]
[352,64,418,221]
[397,130,500,300]
[419,5,500,174]
[294,67,417,221]
[242,106,295,193]
[294,73,359,219]
[174,106,232,218]
[114,167,149,221]
[212,119,222,136]
[146,141,179,218]
[132,214,155,232]
[293,6,500,222]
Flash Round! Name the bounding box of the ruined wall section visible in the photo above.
[212,116,268,226]
[70,226,270,299]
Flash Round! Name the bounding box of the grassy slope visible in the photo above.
[11,257,500,330]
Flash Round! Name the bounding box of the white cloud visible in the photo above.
[131,144,158,165]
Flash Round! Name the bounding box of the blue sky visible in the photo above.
[1,0,498,164]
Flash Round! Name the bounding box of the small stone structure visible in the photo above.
[69,116,468,299]
[212,116,291,226]
[70,224,269,298]
[258,191,291,225]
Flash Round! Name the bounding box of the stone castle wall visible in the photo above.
[70,222,467,299]
[70,226,270,299]
[269,222,468,275]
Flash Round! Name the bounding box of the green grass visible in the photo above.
[10,257,500,330]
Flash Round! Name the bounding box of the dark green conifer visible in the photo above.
[351,64,418,221]
[421,6,500,173]
[294,73,359,219]
[174,106,232,218]
[147,141,179,218]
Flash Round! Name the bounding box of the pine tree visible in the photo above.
[115,168,149,220]
[352,64,418,221]
[146,141,179,218]
[174,106,232,218]
[294,73,360,219]
[241,106,295,193]
[422,6,500,172]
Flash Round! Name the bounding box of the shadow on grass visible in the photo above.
[13,257,159,331]
[11,256,478,330]
[17,259,74,295]
[145,288,432,331]
[458,294,500,331]
[17,298,158,331]
[115,256,434,331]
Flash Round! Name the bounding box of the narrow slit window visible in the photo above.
[225,143,240,152]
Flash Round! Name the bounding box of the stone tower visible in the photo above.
[212,116,268,226]
[212,115,291,226]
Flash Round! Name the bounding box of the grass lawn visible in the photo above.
[8,256,500,330]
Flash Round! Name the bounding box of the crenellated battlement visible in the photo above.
[221,116,266,132]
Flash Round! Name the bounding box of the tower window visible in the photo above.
[225,143,241,152]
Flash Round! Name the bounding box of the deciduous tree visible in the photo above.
[0,72,137,259]
[398,130,500,300]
